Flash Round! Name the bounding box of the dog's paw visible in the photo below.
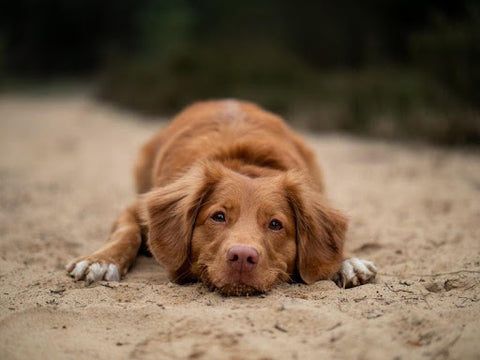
[332,258,377,288]
[66,258,121,285]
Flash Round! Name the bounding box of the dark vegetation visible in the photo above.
[0,0,478,144]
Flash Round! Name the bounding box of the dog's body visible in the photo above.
[67,100,376,295]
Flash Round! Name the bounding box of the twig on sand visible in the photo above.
[378,269,480,278]
[385,284,415,294]
[100,283,115,289]
[274,323,288,333]
[327,322,342,331]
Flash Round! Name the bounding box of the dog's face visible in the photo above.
[190,172,297,295]
[143,161,346,296]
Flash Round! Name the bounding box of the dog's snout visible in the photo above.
[226,245,259,272]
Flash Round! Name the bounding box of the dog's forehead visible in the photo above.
[213,172,286,203]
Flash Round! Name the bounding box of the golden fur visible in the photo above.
[67,100,350,295]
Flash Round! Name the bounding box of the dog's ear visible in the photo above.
[141,162,224,282]
[284,171,347,284]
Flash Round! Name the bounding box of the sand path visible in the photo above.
[0,95,479,359]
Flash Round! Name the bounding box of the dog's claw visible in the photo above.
[69,260,89,280]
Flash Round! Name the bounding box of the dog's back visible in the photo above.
[135,99,324,193]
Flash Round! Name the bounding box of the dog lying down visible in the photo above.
[67,100,377,295]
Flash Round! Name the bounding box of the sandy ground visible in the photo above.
[0,94,479,360]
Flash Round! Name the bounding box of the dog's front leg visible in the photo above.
[66,202,143,284]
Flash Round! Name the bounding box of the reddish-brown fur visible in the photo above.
[68,100,348,295]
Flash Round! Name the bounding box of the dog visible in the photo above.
[66,100,377,295]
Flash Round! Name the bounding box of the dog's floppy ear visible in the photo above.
[284,171,347,284]
[141,162,224,282]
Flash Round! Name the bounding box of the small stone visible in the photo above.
[424,282,443,293]
[444,279,466,291]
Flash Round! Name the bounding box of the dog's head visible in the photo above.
[142,161,346,295]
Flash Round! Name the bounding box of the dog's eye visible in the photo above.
[268,219,283,231]
[211,211,226,223]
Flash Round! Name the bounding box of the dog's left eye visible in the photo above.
[211,211,226,222]
[268,219,283,231]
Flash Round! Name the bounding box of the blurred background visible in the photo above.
[0,0,479,145]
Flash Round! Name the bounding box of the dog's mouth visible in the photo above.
[198,265,265,296]
[216,282,263,296]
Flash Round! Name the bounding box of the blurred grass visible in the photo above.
[98,53,479,145]
[0,77,93,96]
[96,1,479,146]
[1,0,478,145]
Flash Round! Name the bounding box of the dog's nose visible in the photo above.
[226,245,259,272]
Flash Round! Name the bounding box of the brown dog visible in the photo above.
[66,100,376,295]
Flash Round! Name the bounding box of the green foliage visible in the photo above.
[410,7,480,106]
[0,32,4,78]
[95,1,479,144]
[295,69,479,145]
[1,0,479,144]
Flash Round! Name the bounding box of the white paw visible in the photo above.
[66,260,120,285]
[332,258,377,288]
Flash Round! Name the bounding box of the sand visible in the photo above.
[0,94,479,360]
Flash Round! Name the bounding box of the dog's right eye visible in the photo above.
[211,211,226,223]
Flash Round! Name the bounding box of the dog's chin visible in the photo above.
[198,268,265,296]
[216,283,263,296]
